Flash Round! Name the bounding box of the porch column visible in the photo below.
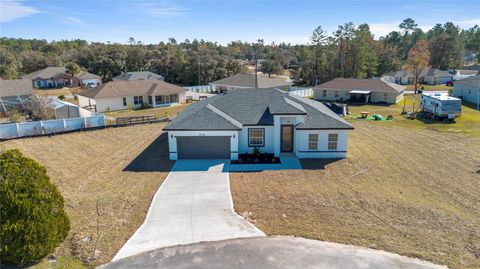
[273,116,281,157]
[152,95,156,107]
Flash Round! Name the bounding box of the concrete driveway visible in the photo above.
[112,160,264,261]
[104,236,447,269]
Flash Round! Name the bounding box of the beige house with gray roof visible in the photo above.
[313,78,405,104]
[77,80,186,112]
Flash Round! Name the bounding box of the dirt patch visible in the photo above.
[1,123,173,267]
[231,121,480,269]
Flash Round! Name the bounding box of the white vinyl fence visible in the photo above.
[0,115,105,140]
[184,85,212,93]
[290,87,313,97]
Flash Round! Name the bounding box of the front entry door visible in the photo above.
[281,125,294,152]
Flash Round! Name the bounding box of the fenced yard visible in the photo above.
[0,114,105,140]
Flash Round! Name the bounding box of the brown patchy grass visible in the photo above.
[231,122,480,269]
[104,104,189,119]
[1,123,173,268]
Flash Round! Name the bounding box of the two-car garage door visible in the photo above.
[177,136,231,159]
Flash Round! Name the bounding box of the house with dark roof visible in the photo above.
[209,73,292,92]
[22,66,102,89]
[112,71,165,81]
[0,79,34,115]
[164,88,353,160]
[313,78,405,104]
[76,80,186,112]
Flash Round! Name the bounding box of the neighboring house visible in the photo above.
[453,75,480,106]
[382,71,415,85]
[209,73,292,92]
[164,88,353,160]
[382,67,454,85]
[22,67,102,89]
[112,71,165,81]
[464,53,477,66]
[451,69,478,81]
[420,67,453,85]
[77,80,186,112]
[0,79,34,115]
[313,78,405,104]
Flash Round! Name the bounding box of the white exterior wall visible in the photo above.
[168,130,239,160]
[295,130,349,158]
[453,83,480,105]
[314,88,402,104]
[77,95,96,108]
[238,126,275,154]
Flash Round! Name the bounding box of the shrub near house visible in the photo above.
[0,149,69,265]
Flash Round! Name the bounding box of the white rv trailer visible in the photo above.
[420,92,462,119]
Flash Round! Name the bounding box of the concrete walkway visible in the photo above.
[104,236,448,269]
[112,160,264,261]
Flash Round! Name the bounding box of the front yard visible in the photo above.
[230,121,480,269]
[1,124,173,268]
[347,94,480,137]
[104,104,189,119]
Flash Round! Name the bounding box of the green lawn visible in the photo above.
[29,257,86,269]
[346,95,480,137]
[104,104,189,119]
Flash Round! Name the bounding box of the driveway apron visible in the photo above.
[113,159,264,261]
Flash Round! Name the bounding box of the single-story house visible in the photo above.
[113,71,165,81]
[451,69,478,81]
[0,79,34,115]
[420,67,453,85]
[77,79,186,112]
[164,88,353,160]
[382,71,415,85]
[382,67,454,85]
[453,75,480,106]
[22,67,102,89]
[313,78,405,104]
[209,73,292,92]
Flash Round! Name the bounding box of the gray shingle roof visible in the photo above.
[77,79,185,99]
[22,66,100,80]
[209,73,291,88]
[315,78,405,93]
[164,88,353,131]
[113,71,164,81]
[0,79,34,97]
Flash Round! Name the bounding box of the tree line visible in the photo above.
[0,18,478,86]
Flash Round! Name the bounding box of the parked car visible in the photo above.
[446,80,454,86]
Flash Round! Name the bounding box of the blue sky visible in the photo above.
[1,0,479,44]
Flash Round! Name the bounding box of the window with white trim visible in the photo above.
[122,97,127,106]
[322,90,327,97]
[308,134,318,150]
[334,91,339,98]
[248,128,264,147]
[133,96,143,105]
[328,133,338,150]
[383,93,388,101]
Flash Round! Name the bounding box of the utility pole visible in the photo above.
[254,53,258,88]
[197,56,201,86]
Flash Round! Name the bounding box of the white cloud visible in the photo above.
[456,18,480,27]
[137,1,189,19]
[63,16,83,25]
[0,0,39,23]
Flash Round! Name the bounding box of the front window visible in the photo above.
[322,90,327,97]
[334,91,339,98]
[308,134,318,150]
[328,133,338,150]
[122,97,127,106]
[133,96,143,105]
[155,95,165,104]
[248,128,264,147]
[384,93,388,101]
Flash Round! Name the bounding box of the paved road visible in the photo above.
[112,160,264,261]
[103,236,448,269]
